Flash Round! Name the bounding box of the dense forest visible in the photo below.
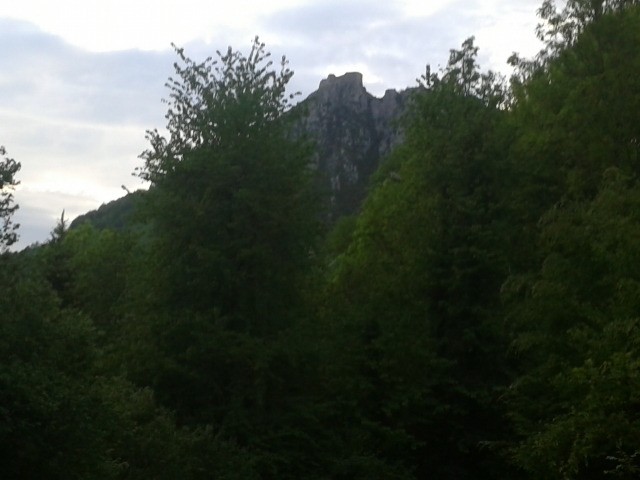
[2,1,640,478]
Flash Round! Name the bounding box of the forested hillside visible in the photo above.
[2,1,640,478]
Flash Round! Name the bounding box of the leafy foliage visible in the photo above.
[127,37,326,478]
[139,37,319,332]
[502,6,640,478]
[70,190,145,232]
[139,36,298,183]
[0,146,20,251]
[536,0,639,52]
[505,170,640,478]
[0,249,206,479]
[5,4,640,478]
[316,37,520,479]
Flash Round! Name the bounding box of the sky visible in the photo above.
[0,0,543,249]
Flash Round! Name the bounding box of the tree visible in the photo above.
[139,36,319,334]
[131,38,325,478]
[504,169,640,479]
[502,6,640,478]
[426,36,505,105]
[536,0,639,51]
[49,210,68,243]
[509,4,640,213]
[318,39,520,479]
[0,247,245,480]
[510,0,640,82]
[0,146,20,251]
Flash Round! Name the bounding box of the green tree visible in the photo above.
[139,36,319,334]
[319,38,520,479]
[1,227,248,479]
[130,38,326,478]
[49,210,68,243]
[508,3,640,221]
[536,0,639,52]
[0,146,20,251]
[505,169,640,479]
[503,5,640,478]
[59,224,134,330]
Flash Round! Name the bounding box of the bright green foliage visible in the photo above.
[511,5,640,206]
[503,5,640,478]
[0,146,20,251]
[505,169,640,478]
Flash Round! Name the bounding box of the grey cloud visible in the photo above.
[14,191,109,249]
[266,0,398,39]
[0,18,175,247]
[258,2,473,97]
[0,18,173,126]
[0,18,277,250]
[259,0,540,97]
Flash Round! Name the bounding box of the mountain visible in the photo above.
[296,72,414,217]
[71,73,415,230]
[70,190,143,230]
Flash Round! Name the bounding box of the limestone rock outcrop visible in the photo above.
[295,72,414,217]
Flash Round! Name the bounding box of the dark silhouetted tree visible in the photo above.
[0,146,20,251]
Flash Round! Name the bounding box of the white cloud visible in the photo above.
[399,0,458,17]
[0,105,150,249]
[0,0,305,52]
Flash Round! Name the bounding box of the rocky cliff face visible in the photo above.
[72,73,415,230]
[296,72,414,217]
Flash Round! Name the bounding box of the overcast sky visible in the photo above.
[0,0,543,249]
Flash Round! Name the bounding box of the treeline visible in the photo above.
[2,1,640,478]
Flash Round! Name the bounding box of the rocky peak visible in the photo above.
[319,71,363,89]
[296,73,414,217]
[315,72,368,108]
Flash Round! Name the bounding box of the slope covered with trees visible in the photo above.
[2,1,640,478]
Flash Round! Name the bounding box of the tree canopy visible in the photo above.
[4,3,640,478]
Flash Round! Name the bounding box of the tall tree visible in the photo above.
[504,4,640,478]
[139,36,319,334]
[505,169,640,479]
[320,38,520,479]
[0,146,20,251]
[131,38,326,478]
[536,0,639,52]
[509,3,640,213]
